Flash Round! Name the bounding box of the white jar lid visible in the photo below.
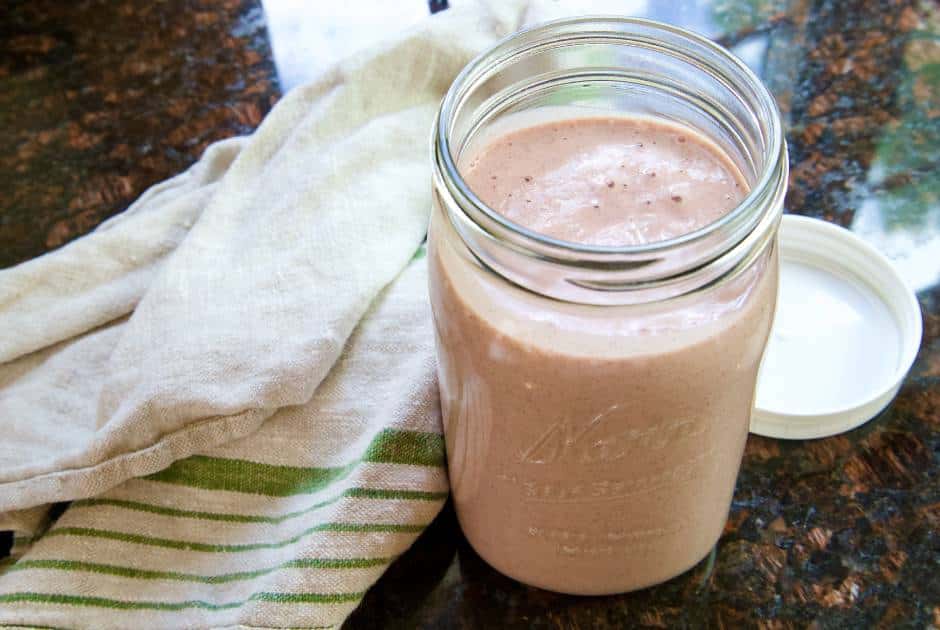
[751,214,923,440]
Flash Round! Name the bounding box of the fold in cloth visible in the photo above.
[0,2,543,627]
[2,257,445,628]
[0,1,533,511]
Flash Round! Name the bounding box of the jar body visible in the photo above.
[429,16,787,595]
[429,200,777,594]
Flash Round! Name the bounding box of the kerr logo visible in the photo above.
[516,405,705,465]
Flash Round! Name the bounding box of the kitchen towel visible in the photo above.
[0,258,446,629]
[0,1,537,627]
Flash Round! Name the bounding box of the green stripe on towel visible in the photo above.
[44,522,427,552]
[6,556,392,584]
[73,487,448,524]
[0,590,364,610]
[363,429,444,466]
[144,429,445,495]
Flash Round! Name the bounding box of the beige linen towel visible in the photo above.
[0,1,528,512]
[0,1,540,627]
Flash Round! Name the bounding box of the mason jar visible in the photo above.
[428,17,787,595]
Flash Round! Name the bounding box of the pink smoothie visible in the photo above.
[462,117,745,246]
[429,116,777,594]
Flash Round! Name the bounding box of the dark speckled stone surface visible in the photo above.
[1,0,938,627]
[0,0,277,268]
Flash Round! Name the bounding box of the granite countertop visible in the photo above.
[0,0,277,267]
[1,0,938,627]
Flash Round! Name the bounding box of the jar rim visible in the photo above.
[435,15,786,260]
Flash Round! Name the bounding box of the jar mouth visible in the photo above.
[435,16,785,261]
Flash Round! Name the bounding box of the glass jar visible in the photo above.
[429,17,787,595]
